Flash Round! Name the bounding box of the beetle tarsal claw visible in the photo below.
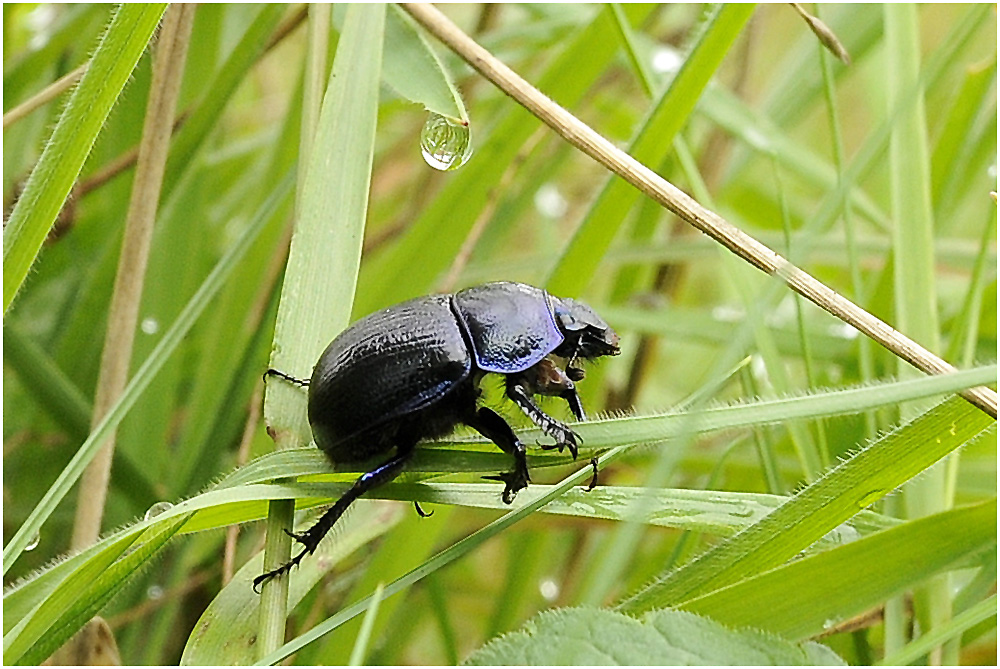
[252,546,309,592]
[536,428,580,459]
[483,468,530,504]
[283,528,319,551]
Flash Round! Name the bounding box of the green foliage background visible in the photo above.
[3,4,996,665]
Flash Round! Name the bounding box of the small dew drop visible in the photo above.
[420,113,473,171]
[144,501,174,521]
[651,46,682,74]
[539,577,560,603]
[141,317,160,335]
[147,585,165,601]
[729,504,755,519]
[534,183,569,219]
[711,305,744,323]
[828,322,859,340]
[27,6,57,50]
[822,618,837,631]
[25,532,41,552]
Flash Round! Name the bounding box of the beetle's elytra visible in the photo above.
[254,281,619,589]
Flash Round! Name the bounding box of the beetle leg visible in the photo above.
[517,359,588,423]
[263,368,310,387]
[563,389,587,422]
[585,456,599,492]
[505,379,580,459]
[465,407,530,504]
[253,449,412,591]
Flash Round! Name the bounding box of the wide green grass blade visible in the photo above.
[179,502,402,666]
[264,3,384,444]
[252,450,607,665]
[616,395,996,613]
[885,4,950,659]
[382,4,467,120]
[681,499,996,640]
[256,2,385,656]
[3,4,166,313]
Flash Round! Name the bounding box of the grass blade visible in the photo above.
[3,4,166,312]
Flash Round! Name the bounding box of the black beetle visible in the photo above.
[255,281,619,588]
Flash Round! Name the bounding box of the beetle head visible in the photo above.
[552,297,620,362]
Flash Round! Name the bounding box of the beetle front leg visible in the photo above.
[506,378,580,459]
[517,357,587,422]
[562,388,586,422]
[465,406,530,504]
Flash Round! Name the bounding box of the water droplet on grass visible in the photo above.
[420,113,473,171]
[144,501,174,521]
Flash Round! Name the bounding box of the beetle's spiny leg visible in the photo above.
[253,450,412,592]
[263,368,310,387]
[506,381,580,459]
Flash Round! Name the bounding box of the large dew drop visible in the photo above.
[420,112,473,171]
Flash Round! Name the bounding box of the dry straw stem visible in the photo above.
[2,63,87,129]
[401,3,997,419]
[70,5,197,550]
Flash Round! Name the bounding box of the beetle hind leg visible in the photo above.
[253,448,413,591]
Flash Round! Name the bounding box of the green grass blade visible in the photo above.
[348,582,385,666]
[252,455,605,665]
[3,4,166,313]
[179,503,401,666]
[4,515,187,665]
[616,395,995,613]
[681,500,996,640]
[545,3,756,296]
[256,3,385,655]
[383,4,467,120]
[878,593,998,666]
[264,3,384,442]
[1,174,293,574]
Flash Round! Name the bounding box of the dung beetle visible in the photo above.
[255,281,619,588]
